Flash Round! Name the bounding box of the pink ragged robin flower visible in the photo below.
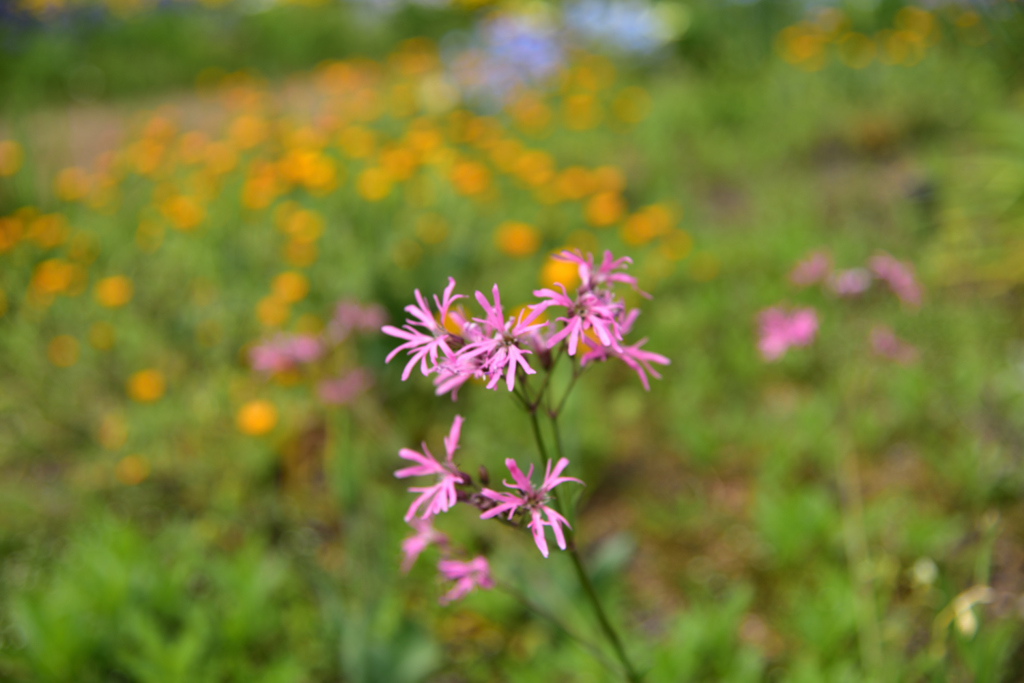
[316,369,373,405]
[555,248,647,296]
[870,325,919,365]
[578,307,669,390]
[757,307,818,361]
[382,278,464,381]
[395,415,466,521]
[534,283,626,356]
[869,253,922,308]
[249,334,323,374]
[789,250,831,287]
[459,284,546,391]
[400,518,448,573]
[827,268,872,297]
[437,556,494,604]
[480,457,583,558]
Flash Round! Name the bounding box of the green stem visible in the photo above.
[549,414,642,683]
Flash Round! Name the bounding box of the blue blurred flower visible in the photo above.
[563,0,677,54]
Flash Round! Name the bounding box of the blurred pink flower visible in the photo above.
[316,369,373,405]
[437,556,494,604]
[401,519,448,573]
[827,268,872,297]
[480,457,583,558]
[869,253,922,308]
[789,250,831,286]
[757,307,818,361]
[395,415,465,521]
[327,300,387,342]
[249,334,323,374]
[870,325,919,364]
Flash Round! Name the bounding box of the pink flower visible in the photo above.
[459,284,545,391]
[870,325,918,364]
[316,369,373,405]
[827,268,872,297]
[758,307,818,361]
[534,284,625,356]
[327,300,387,342]
[789,250,831,286]
[400,518,448,573]
[395,415,466,521]
[869,253,922,308]
[382,278,464,381]
[480,457,583,558]
[580,336,670,391]
[437,556,494,604]
[249,334,323,374]
[556,248,647,296]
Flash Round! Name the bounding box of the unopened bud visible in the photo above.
[478,465,490,487]
[458,471,473,486]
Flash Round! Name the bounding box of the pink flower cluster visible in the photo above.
[761,249,922,364]
[757,307,818,361]
[396,415,584,603]
[789,249,923,308]
[383,250,669,398]
[249,300,385,405]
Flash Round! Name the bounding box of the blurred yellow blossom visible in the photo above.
[585,191,625,227]
[495,221,541,257]
[55,168,90,202]
[257,296,290,327]
[236,400,278,435]
[837,33,876,69]
[31,259,75,295]
[115,455,150,485]
[98,412,128,450]
[161,195,205,231]
[0,140,23,177]
[450,161,491,196]
[272,271,309,303]
[540,256,580,290]
[128,369,165,402]
[95,276,134,308]
[357,167,392,201]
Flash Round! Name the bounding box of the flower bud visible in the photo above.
[478,465,490,486]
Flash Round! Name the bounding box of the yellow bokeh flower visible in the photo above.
[837,32,876,69]
[0,216,23,252]
[0,140,23,177]
[495,221,541,257]
[585,191,626,227]
[161,195,205,231]
[31,259,75,295]
[339,126,377,158]
[257,296,290,327]
[272,271,309,303]
[563,93,600,131]
[55,168,90,202]
[115,455,150,485]
[621,204,674,245]
[26,214,69,249]
[514,151,554,188]
[357,167,392,201]
[540,256,581,290]
[236,400,278,435]
[127,369,166,402]
[450,161,491,196]
[95,276,133,308]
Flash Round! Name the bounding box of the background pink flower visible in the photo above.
[758,307,818,361]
